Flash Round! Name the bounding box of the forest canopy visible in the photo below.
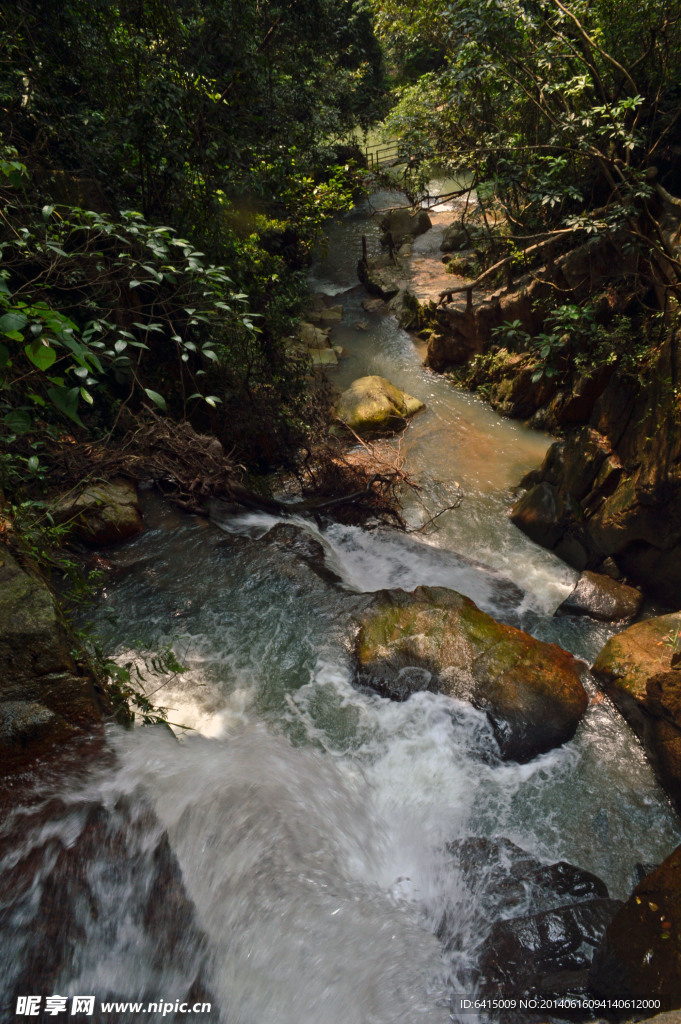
[378,0,681,307]
[0,0,385,471]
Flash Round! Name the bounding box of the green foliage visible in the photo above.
[374,0,681,301]
[98,644,188,728]
[0,2,384,470]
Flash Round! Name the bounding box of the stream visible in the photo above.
[2,193,680,1023]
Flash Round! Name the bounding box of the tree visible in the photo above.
[376,0,681,310]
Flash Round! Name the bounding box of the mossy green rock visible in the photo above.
[356,585,588,762]
[335,375,425,434]
[53,478,143,546]
[593,613,681,811]
[0,551,104,771]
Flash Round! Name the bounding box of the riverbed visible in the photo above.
[2,194,679,1024]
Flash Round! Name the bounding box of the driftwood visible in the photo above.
[46,413,431,528]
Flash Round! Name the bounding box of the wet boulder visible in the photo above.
[357,253,403,300]
[355,585,588,762]
[593,612,681,812]
[480,899,622,1000]
[440,223,469,252]
[446,837,609,920]
[52,478,143,546]
[1,795,216,1015]
[440,837,619,1003]
[556,571,643,622]
[334,375,425,435]
[590,844,681,1009]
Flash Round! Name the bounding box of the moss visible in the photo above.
[355,585,587,761]
[334,376,425,434]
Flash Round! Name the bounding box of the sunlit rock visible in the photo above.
[593,612,681,811]
[355,584,588,762]
[334,375,425,434]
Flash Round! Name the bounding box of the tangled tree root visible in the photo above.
[44,412,462,530]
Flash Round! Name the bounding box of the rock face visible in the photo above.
[592,613,681,812]
[0,551,105,771]
[334,375,425,434]
[1,794,215,1013]
[53,478,143,546]
[590,844,681,1009]
[510,335,681,604]
[556,571,643,622]
[426,232,634,373]
[355,585,588,761]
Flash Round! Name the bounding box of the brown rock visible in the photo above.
[481,899,622,999]
[590,845,681,1009]
[557,571,643,622]
[355,585,588,762]
[593,613,681,810]
[53,478,143,546]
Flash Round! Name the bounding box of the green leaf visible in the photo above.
[143,388,167,410]
[25,340,57,371]
[27,455,40,471]
[0,311,28,334]
[47,385,84,427]
[80,386,94,405]
[42,205,54,221]
[3,408,33,433]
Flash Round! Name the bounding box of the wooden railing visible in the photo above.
[364,142,402,169]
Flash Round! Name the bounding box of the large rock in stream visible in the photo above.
[440,838,620,1003]
[355,585,588,761]
[334,375,425,434]
[590,845,681,1010]
[52,477,143,546]
[592,611,681,812]
[556,570,643,623]
[379,206,432,247]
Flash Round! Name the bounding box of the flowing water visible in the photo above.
[2,194,680,1023]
